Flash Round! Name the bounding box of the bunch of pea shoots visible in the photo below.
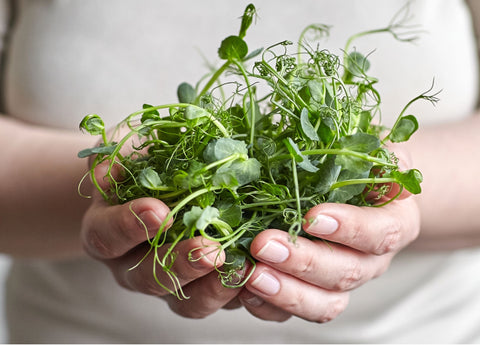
[79,4,436,299]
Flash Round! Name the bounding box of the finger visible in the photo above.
[250,229,393,291]
[365,180,411,203]
[164,270,241,319]
[105,236,226,298]
[81,197,171,259]
[222,296,243,310]
[245,263,349,323]
[91,159,124,196]
[303,197,420,255]
[239,289,291,322]
[369,143,414,202]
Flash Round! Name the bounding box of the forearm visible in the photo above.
[405,113,480,250]
[0,116,95,259]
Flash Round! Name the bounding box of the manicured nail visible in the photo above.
[242,291,265,307]
[138,210,162,231]
[250,272,280,296]
[306,214,339,235]
[256,240,289,263]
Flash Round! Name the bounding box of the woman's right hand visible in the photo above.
[80,161,242,318]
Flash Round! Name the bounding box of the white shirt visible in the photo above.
[2,0,480,343]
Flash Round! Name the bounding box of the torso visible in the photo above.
[3,0,480,342]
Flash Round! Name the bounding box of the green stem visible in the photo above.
[381,92,426,145]
[124,103,191,123]
[270,148,396,167]
[195,61,231,104]
[233,60,257,151]
[259,61,311,113]
[151,187,222,247]
[240,197,313,209]
[290,157,303,237]
[204,153,246,172]
[330,177,395,190]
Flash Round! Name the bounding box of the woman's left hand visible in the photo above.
[238,185,420,323]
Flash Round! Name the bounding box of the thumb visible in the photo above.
[89,159,125,202]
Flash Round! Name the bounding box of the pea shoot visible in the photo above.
[79,4,437,299]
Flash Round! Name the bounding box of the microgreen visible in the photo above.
[79,4,437,299]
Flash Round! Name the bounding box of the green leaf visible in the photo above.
[389,115,419,143]
[310,156,341,195]
[196,206,220,231]
[173,161,207,189]
[346,51,370,76]
[356,110,372,132]
[77,143,117,158]
[79,114,105,136]
[260,182,291,200]
[222,247,247,276]
[213,158,261,187]
[239,3,256,39]
[141,104,160,123]
[177,82,196,104]
[203,138,248,164]
[183,206,220,231]
[317,116,336,145]
[284,138,304,162]
[218,203,242,227]
[243,47,263,61]
[307,79,325,103]
[212,171,238,188]
[328,170,369,203]
[284,138,318,173]
[218,35,248,61]
[339,132,380,153]
[300,107,320,141]
[138,167,163,190]
[184,105,210,120]
[335,154,373,174]
[196,191,216,208]
[391,169,423,194]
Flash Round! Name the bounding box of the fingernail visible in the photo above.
[256,240,289,263]
[306,214,339,235]
[250,272,280,296]
[137,210,162,231]
[243,294,265,307]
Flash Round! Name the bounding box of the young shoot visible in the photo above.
[78,3,435,298]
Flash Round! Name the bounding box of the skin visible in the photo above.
[80,138,419,322]
[0,116,94,258]
[2,1,479,322]
[3,111,479,323]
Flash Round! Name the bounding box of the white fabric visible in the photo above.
[2,0,480,343]
[0,0,12,342]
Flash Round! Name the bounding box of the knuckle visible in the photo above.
[373,222,401,255]
[291,252,316,278]
[110,269,135,292]
[317,294,349,323]
[82,226,116,259]
[347,220,364,247]
[334,259,363,291]
[373,255,392,278]
[135,277,166,297]
[169,301,209,319]
[118,207,144,243]
[128,267,170,297]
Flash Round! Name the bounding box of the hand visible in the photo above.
[238,150,420,323]
[80,161,242,318]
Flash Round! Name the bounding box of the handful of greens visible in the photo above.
[79,4,436,298]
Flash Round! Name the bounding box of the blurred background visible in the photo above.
[0,255,10,342]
